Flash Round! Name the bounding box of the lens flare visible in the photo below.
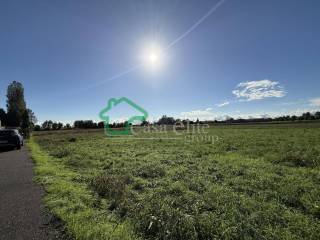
[141,43,164,71]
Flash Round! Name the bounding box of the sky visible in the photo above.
[0,0,320,123]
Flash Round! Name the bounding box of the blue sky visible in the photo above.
[0,0,319,123]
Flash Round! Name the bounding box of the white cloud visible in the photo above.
[232,79,286,101]
[227,108,319,119]
[215,101,230,107]
[179,108,216,120]
[309,97,320,107]
[177,107,319,122]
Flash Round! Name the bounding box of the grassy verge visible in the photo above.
[28,138,139,240]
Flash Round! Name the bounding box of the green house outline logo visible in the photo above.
[99,97,148,136]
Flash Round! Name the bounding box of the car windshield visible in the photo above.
[0,130,15,137]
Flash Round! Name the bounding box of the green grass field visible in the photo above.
[29,123,320,239]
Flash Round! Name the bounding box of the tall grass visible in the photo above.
[28,138,138,240]
[30,123,320,239]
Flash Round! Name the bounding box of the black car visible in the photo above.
[0,129,24,150]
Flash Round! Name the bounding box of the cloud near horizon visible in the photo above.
[179,108,215,120]
[178,107,319,122]
[232,79,286,101]
[309,97,320,107]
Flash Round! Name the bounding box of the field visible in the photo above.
[29,123,320,240]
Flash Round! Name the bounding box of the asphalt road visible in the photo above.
[0,146,65,240]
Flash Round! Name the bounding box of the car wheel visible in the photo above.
[16,143,21,150]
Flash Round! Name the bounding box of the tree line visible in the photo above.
[215,111,320,124]
[0,81,36,138]
[35,111,320,131]
[34,120,103,131]
[33,120,130,131]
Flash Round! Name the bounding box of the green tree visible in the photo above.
[57,122,63,130]
[21,110,31,138]
[0,108,7,127]
[42,120,53,130]
[302,112,311,120]
[52,122,58,130]
[6,81,26,127]
[34,125,41,131]
[27,109,37,128]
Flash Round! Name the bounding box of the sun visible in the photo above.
[141,43,164,70]
[149,52,159,63]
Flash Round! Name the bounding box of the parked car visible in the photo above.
[0,129,24,150]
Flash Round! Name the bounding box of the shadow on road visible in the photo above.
[0,147,16,153]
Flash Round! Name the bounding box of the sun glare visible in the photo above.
[141,43,164,71]
[149,52,159,63]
